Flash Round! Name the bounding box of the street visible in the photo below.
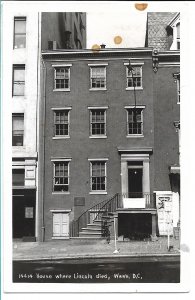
[13,256,180,283]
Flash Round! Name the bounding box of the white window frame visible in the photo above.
[13,65,25,96]
[177,78,180,104]
[124,63,143,90]
[52,108,71,139]
[13,17,26,49]
[125,106,145,137]
[12,113,24,146]
[53,65,72,91]
[88,158,108,194]
[88,106,108,138]
[89,64,107,90]
[52,159,71,194]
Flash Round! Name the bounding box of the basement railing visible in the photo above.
[70,193,156,237]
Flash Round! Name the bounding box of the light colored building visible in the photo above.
[2,6,86,241]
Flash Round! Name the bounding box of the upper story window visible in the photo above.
[12,169,25,186]
[54,67,70,90]
[12,113,24,146]
[126,66,142,89]
[89,108,107,138]
[126,107,144,136]
[176,23,180,50]
[14,17,26,49]
[173,72,180,104]
[53,109,70,137]
[53,161,70,193]
[90,66,106,89]
[89,160,107,192]
[13,65,25,96]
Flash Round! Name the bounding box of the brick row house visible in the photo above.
[38,46,180,241]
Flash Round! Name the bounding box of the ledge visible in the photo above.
[53,89,70,92]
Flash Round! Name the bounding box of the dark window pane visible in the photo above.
[12,169,25,186]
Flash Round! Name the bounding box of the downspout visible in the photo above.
[41,57,46,242]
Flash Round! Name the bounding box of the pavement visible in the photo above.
[13,236,180,261]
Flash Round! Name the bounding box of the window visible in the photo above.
[54,67,70,90]
[54,110,70,137]
[12,113,24,146]
[90,161,107,191]
[176,23,180,50]
[126,66,142,88]
[90,109,106,137]
[90,67,106,89]
[177,78,180,104]
[12,169,25,186]
[14,17,26,49]
[53,161,69,192]
[127,108,143,135]
[13,65,25,96]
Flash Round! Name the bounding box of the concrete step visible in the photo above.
[79,232,102,238]
[81,228,102,234]
[87,224,102,230]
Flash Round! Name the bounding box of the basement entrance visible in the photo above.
[118,213,152,240]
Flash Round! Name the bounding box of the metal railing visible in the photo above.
[70,194,119,237]
[121,192,155,209]
[70,192,156,237]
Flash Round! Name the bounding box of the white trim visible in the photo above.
[53,89,70,92]
[126,135,144,138]
[126,107,144,136]
[52,64,72,67]
[88,63,108,66]
[89,88,107,91]
[51,158,72,161]
[124,105,145,109]
[52,136,70,140]
[88,158,108,161]
[51,107,72,110]
[89,192,108,195]
[50,209,71,212]
[124,62,144,66]
[126,87,143,91]
[52,192,70,195]
[89,136,107,139]
[88,106,108,110]
[89,108,107,137]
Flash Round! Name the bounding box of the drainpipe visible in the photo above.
[41,57,46,242]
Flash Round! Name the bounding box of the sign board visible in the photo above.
[156,195,173,235]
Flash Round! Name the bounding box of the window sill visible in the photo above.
[89,88,107,91]
[53,89,70,92]
[126,87,143,91]
[52,237,69,240]
[12,146,25,149]
[52,192,70,195]
[126,135,144,138]
[89,191,107,195]
[53,136,70,139]
[89,136,107,139]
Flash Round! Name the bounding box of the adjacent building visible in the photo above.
[10,11,86,241]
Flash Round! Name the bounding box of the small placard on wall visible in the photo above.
[74,197,85,206]
[25,207,34,218]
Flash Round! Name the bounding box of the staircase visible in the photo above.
[70,193,120,239]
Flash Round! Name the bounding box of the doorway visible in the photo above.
[128,162,143,198]
[12,190,36,239]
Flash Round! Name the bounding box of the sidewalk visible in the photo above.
[13,237,180,261]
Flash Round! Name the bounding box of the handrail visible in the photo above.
[93,193,120,222]
[70,194,118,237]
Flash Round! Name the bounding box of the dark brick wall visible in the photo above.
[41,54,155,240]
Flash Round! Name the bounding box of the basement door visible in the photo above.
[52,212,69,238]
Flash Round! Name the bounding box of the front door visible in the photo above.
[128,168,143,198]
[53,213,69,238]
